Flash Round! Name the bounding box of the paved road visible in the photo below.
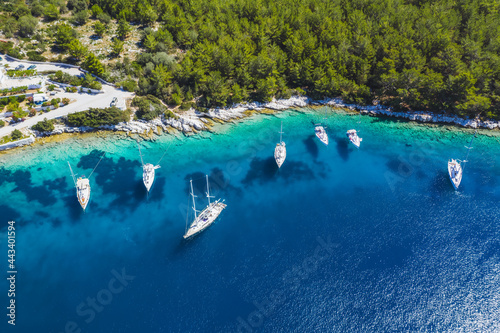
[1,56,82,76]
[0,57,134,138]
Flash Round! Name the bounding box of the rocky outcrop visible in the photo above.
[322,98,499,129]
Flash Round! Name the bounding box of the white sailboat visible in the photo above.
[347,114,362,148]
[138,144,160,193]
[346,129,362,148]
[448,130,477,190]
[315,109,329,146]
[184,175,227,239]
[67,153,105,212]
[448,159,463,190]
[274,121,286,168]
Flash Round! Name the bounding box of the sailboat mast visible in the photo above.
[279,121,283,143]
[463,130,478,163]
[190,179,197,219]
[205,174,215,205]
[67,162,77,187]
[137,143,144,166]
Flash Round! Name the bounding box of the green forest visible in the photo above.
[1,0,500,119]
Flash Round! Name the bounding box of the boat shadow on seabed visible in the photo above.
[335,136,351,162]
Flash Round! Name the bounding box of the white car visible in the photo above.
[110,97,118,106]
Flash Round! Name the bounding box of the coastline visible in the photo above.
[5,95,500,152]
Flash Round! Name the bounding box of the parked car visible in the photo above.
[15,64,25,70]
[27,65,36,70]
[110,97,118,106]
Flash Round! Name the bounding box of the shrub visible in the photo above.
[96,12,111,24]
[32,118,54,132]
[164,110,178,119]
[7,48,24,59]
[91,4,103,17]
[0,120,5,127]
[180,101,194,111]
[18,15,38,37]
[170,93,183,106]
[62,98,70,105]
[44,4,60,21]
[11,129,23,140]
[48,84,55,91]
[12,110,27,121]
[132,95,166,121]
[71,10,88,26]
[27,51,46,61]
[93,21,106,37]
[120,79,137,92]
[81,74,102,90]
[31,4,44,17]
[67,107,130,127]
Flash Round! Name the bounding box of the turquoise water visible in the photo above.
[1,108,500,332]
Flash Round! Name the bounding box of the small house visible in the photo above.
[33,93,47,104]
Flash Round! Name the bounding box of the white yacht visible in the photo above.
[142,163,160,192]
[68,159,100,212]
[274,121,286,168]
[448,159,463,190]
[75,177,91,211]
[315,125,328,146]
[315,110,329,146]
[184,176,227,239]
[346,129,362,148]
[138,144,160,193]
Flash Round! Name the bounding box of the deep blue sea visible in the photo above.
[1,107,500,332]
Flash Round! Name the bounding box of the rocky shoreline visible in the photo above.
[16,95,500,149]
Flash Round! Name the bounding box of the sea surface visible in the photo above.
[1,107,500,332]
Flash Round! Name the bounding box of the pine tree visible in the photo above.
[83,53,105,77]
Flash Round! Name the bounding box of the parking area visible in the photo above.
[0,56,134,138]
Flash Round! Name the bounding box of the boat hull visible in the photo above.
[143,164,160,192]
[184,200,227,239]
[448,159,462,190]
[76,178,90,211]
[274,142,286,168]
[346,129,362,148]
[315,126,329,146]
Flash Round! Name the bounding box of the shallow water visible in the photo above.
[1,108,500,332]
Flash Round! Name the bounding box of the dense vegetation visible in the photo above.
[50,71,103,90]
[1,0,500,119]
[66,106,130,127]
[132,95,168,121]
[32,118,55,132]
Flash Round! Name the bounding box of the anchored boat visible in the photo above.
[448,130,477,190]
[274,121,286,168]
[448,159,463,190]
[67,152,105,211]
[346,129,362,148]
[184,175,226,239]
[315,109,329,146]
[347,113,363,148]
[138,143,160,193]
